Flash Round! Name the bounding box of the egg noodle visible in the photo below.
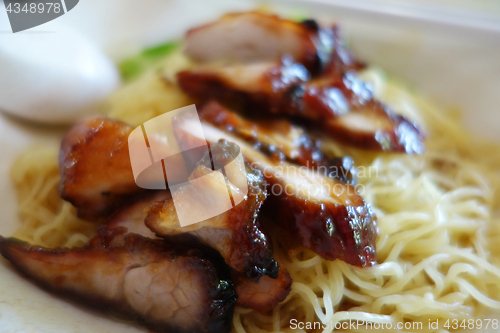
[10,147,95,248]
[10,51,500,332]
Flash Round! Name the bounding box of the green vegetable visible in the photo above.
[288,9,310,23]
[142,41,180,58]
[119,58,145,82]
[119,41,180,82]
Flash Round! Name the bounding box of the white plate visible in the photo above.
[0,0,499,331]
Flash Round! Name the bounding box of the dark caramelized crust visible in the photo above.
[232,258,292,312]
[0,232,236,333]
[173,105,378,266]
[313,23,365,77]
[176,59,309,116]
[146,201,278,282]
[59,117,142,219]
[178,12,423,154]
[260,169,377,266]
[264,195,377,266]
[198,103,376,263]
[59,117,201,219]
[177,63,423,153]
[302,74,424,153]
[199,101,356,183]
[107,193,290,312]
[145,140,278,281]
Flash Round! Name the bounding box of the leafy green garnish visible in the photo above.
[119,41,180,82]
[287,9,311,23]
[142,41,180,58]
[119,58,145,82]
[290,14,309,23]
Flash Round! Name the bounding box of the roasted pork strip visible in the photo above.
[177,62,424,153]
[302,74,424,153]
[146,140,278,281]
[231,257,292,312]
[184,12,350,74]
[199,100,356,183]
[313,21,364,77]
[0,232,236,333]
[174,106,378,266]
[107,193,292,312]
[59,117,195,221]
[60,117,191,219]
[176,58,308,117]
[59,117,141,219]
[60,117,279,280]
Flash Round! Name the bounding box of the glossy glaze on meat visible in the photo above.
[177,58,309,116]
[60,117,281,280]
[146,140,278,281]
[263,194,377,266]
[232,257,292,312]
[0,232,236,333]
[199,101,356,183]
[107,192,291,312]
[306,21,364,77]
[178,12,424,153]
[302,73,424,153]
[8,12,402,330]
[60,117,200,219]
[174,105,378,266]
[199,104,375,264]
[59,117,142,219]
[177,62,423,153]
